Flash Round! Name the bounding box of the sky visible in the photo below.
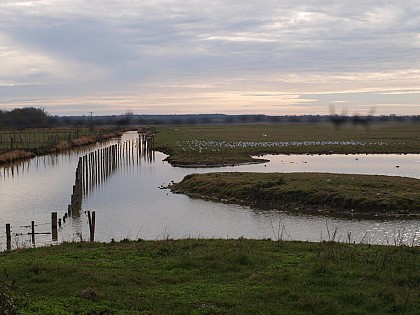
[0,0,419,116]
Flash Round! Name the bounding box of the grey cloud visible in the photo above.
[3,1,420,74]
[3,16,132,65]
[0,0,419,114]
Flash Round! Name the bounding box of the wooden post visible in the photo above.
[88,211,96,242]
[87,211,92,239]
[31,221,35,245]
[91,211,96,241]
[6,224,11,251]
[51,212,58,241]
[84,155,88,195]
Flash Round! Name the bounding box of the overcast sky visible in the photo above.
[1,0,419,115]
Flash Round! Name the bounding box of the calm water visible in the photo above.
[1,131,419,250]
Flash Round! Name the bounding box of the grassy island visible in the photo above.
[170,172,420,216]
[153,124,420,166]
[1,240,419,314]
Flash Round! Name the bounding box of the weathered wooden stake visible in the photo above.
[31,221,35,245]
[51,212,58,241]
[87,211,96,242]
[91,211,96,242]
[6,223,11,251]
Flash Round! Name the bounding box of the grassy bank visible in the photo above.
[0,128,122,164]
[170,172,420,216]
[0,240,419,314]
[0,150,35,164]
[153,124,420,166]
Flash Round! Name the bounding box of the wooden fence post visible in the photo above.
[91,211,96,242]
[31,221,35,245]
[6,224,11,251]
[51,212,58,241]
[88,211,96,242]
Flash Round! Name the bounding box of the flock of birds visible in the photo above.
[176,139,388,153]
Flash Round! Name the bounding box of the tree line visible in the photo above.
[0,107,53,129]
[1,107,419,130]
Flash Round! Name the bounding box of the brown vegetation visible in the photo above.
[70,136,96,147]
[0,150,34,164]
[0,128,124,164]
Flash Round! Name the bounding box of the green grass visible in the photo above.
[0,128,122,163]
[171,172,420,216]
[153,124,420,166]
[0,240,419,314]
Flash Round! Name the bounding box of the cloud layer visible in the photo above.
[1,0,419,115]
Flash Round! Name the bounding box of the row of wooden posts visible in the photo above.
[3,133,154,251]
[4,211,95,251]
[71,136,151,201]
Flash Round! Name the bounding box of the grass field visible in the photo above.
[0,239,419,314]
[153,123,420,166]
[0,128,122,164]
[170,172,420,216]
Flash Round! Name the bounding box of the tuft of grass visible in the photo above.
[0,240,418,314]
[170,172,420,216]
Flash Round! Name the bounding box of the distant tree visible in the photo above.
[252,115,265,122]
[238,115,250,123]
[0,107,50,129]
[187,118,197,124]
[268,116,281,123]
[224,116,235,123]
[411,115,420,122]
[199,116,211,124]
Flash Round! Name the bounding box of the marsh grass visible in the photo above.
[0,128,122,164]
[171,172,420,216]
[0,150,34,164]
[153,124,420,166]
[0,239,418,314]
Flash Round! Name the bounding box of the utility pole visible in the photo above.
[89,112,94,130]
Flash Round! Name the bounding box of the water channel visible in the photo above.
[1,131,419,250]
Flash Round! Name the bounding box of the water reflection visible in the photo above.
[1,131,419,251]
[81,133,154,197]
[0,140,115,181]
[251,153,420,179]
